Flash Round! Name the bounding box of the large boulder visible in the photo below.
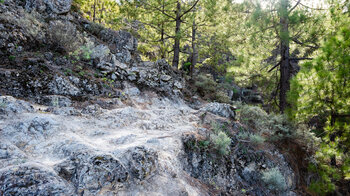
[201,102,236,119]
[98,30,138,64]
[0,96,34,115]
[124,146,158,181]
[54,153,129,194]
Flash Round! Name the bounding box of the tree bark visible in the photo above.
[93,0,97,22]
[172,0,181,69]
[279,0,290,113]
[160,1,166,59]
[190,19,198,78]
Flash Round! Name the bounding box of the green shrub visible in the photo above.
[85,22,105,36]
[8,55,16,61]
[215,91,231,103]
[261,167,287,192]
[239,105,268,129]
[237,132,250,140]
[239,105,295,140]
[249,134,265,144]
[211,131,231,155]
[237,132,265,144]
[69,39,94,61]
[194,74,231,103]
[195,74,217,96]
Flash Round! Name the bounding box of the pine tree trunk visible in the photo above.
[160,1,165,59]
[93,0,97,22]
[172,1,181,69]
[161,25,165,59]
[279,0,290,113]
[190,20,197,78]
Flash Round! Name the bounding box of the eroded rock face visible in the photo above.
[98,30,138,64]
[125,146,158,181]
[0,96,199,195]
[0,163,74,196]
[25,0,72,14]
[0,96,34,115]
[55,153,128,194]
[0,90,298,196]
[182,133,296,196]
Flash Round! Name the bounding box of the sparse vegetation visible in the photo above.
[211,131,231,155]
[194,74,231,103]
[48,20,83,53]
[237,131,265,145]
[249,134,265,144]
[239,105,294,141]
[261,167,287,192]
[0,100,6,108]
[8,55,16,61]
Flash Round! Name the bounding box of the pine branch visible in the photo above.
[291,38,319,49]
[290,57,313,61]
[179,0,200,19]
[268,61,281,73]
[289,0,301,13]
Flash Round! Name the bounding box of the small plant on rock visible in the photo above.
[249,134,265,144]
[261,167,287,192]
[0,100,7,108]
[211,131,231,155]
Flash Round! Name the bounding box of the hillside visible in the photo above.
[1,0,349,195]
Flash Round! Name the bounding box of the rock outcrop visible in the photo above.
[0,0,184,101]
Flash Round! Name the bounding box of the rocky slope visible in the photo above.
[0,0,300,195]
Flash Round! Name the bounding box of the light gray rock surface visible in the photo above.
[201,102,236,119]
[0,95,296,195]
[0,95,205,195]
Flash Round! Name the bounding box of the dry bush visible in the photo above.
[47,20,83,53]
[194,74,230,103]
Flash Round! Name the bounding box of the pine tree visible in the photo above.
[288,8,350,193]
[230,0,326,112]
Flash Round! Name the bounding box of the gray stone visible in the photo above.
[47,106,79,116]
[174,81,183,89]
[125,86,140,97]
[38,95,72,107]
[90,44,110,60]
[54,153,128,193]
[44,52,54,60]
[26,0,72,14]
[110,134,136,145]
[1,117,57,150]
[98,30,137,64]
[0,163,74,195]
[111,73,117,80]
[160,75,172,82]
[97,61,116,73]
[201,102,235,119]
[81,104,103,115]
[48,75,81,96]
[125,146,158,180]
[0,96,34,115]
